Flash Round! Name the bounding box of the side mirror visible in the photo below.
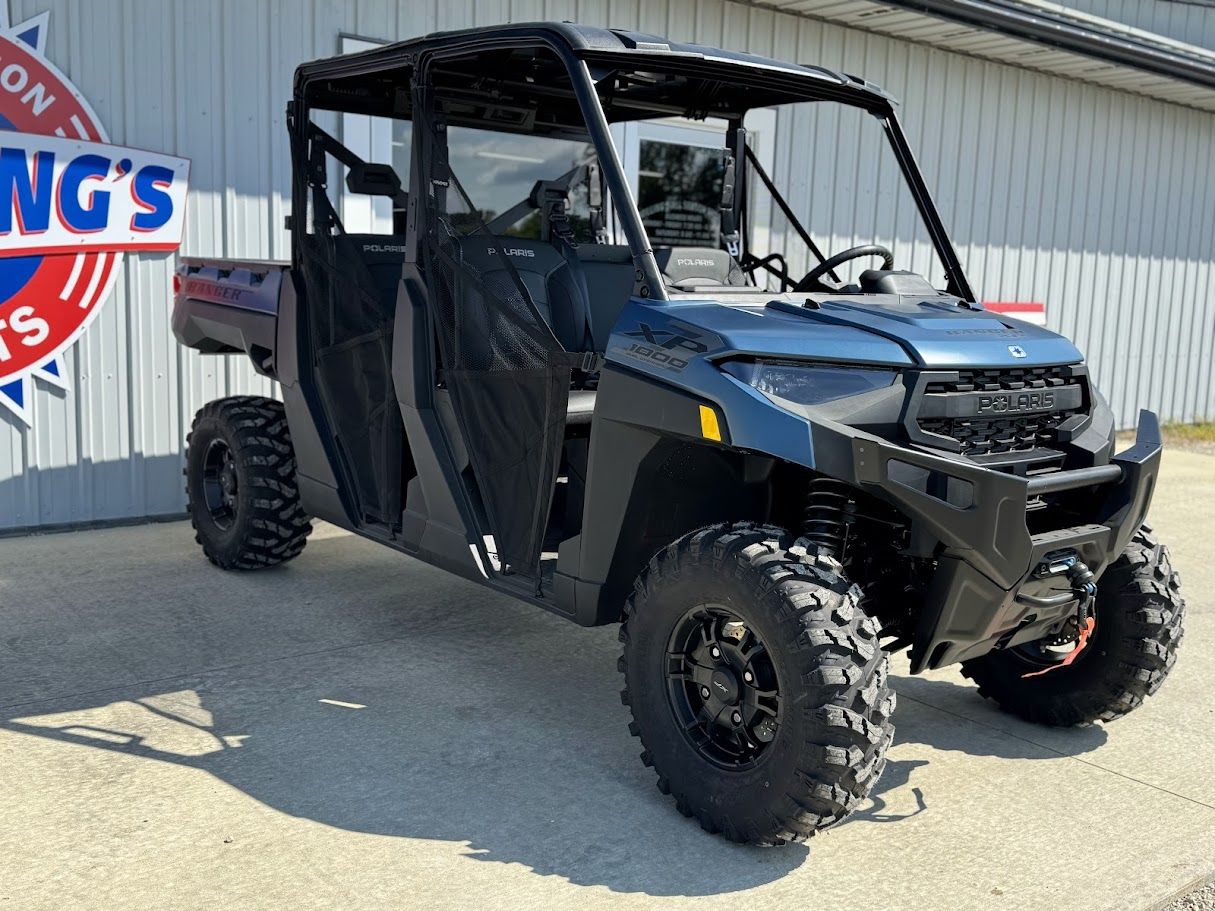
[345,163,407,206]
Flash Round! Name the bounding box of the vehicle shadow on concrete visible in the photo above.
[0,535,1108,896]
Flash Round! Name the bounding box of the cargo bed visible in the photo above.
[172,257,291,378]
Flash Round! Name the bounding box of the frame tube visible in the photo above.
[881,111,977,301]
[564,56,667,300]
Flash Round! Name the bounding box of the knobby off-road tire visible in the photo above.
[185,396,312,570]
[961,524,1184,726]
[618,522,895,845]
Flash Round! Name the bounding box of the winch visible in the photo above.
[1021,552,1098,678]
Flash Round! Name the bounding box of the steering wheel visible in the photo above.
[793,244,895,292]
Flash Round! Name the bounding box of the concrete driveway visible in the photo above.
[1,452,1212,911]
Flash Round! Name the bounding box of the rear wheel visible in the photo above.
[619,522,894,845]
[961,525,1184,725]
[185,396,312,570]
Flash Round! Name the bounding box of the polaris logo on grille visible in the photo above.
[977,392,1056,414]
[1008,345,1028,358]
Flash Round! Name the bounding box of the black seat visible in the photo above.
[350,235,409,306]
[654,246,747,289]
[453,236,598,424]
[577,244,635,351]
[454,235,594,354]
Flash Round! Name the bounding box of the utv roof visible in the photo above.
[295,21,896,116]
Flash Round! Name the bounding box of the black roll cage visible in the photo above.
[290,24,976,302]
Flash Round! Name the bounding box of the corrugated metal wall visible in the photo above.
[1056,0,1215,50]
[2,0,1213,532]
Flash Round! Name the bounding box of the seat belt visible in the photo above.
[587,161,609,245]
[719,148,740,258]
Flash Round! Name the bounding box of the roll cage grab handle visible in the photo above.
[291,33,975,304]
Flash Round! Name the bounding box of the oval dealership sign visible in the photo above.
[0,8,189,424]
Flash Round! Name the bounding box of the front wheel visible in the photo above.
[618,522,895,845]
[961,525,1184,725]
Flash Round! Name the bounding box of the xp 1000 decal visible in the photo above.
[617,320,713,372]
[0,6,189,424]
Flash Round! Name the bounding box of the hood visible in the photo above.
[771,295,1082,368]
[606,294,1084,376]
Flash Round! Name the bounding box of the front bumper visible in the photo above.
[812,410,1162,672]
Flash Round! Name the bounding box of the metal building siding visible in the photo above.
[1056,0,1215,51]
[1,0,1212,531]
[734,0,1215,111]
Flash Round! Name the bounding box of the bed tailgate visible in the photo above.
[172,257,291,377]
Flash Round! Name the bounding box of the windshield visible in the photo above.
[754,102,949,293]
[629,101,952,294]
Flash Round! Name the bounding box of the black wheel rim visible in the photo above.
[665,605,781,769]
[201,437,239,531]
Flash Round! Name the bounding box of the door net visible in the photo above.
[414,84,589,579]
[293,123,404,526]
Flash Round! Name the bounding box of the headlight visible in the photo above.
[720,359,897,406]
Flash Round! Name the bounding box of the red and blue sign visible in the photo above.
[0,7,189,425]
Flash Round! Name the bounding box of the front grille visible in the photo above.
[924,366,1075,396]
[918,413,1071,454]
[914,366,1085,456]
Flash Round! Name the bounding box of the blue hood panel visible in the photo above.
[604,294,1083,371]
[787,297,1084,367]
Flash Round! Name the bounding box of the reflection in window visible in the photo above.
[638,140,725,246]
[429,126,598,240]
[392,120,412,187]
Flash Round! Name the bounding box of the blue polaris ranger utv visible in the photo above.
[172,23,1184,844]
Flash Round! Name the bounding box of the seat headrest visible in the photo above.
[654,247,745,288]
[454,236,566,274]
[341,234,409,265]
